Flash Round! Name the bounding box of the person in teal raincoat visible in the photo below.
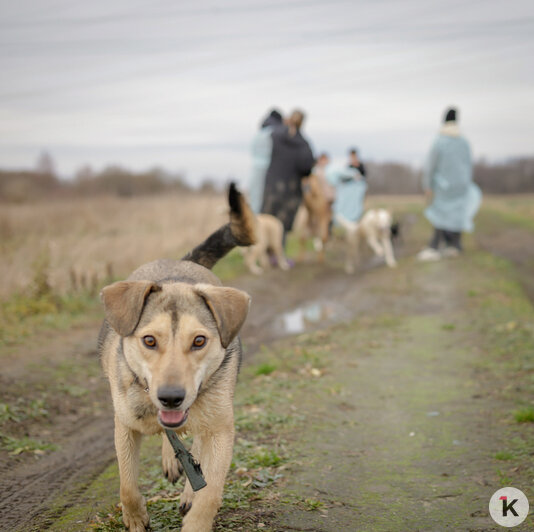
[327,166,367,223]
[327,148,368,224]
[417,108,482,261]
[248,109,283,214]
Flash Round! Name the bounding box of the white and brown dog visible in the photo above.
[336,208,397,273]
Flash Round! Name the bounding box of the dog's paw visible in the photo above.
[312,237,323,252]
[278,259,290,271]
[179,500,192,516]
[162,453,183,483]
[123,505,150,531]
[181,511,214,532]
[179,485,194,516]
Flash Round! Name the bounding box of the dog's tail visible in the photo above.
[181,183,257,270]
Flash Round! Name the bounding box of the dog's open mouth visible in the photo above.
[158,409,189,428]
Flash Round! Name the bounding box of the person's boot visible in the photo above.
[416,248,441,262]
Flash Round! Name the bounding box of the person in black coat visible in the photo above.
[260,109,315,244]
[348,147,366,178]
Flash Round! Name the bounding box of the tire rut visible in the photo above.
[0,416,114,532]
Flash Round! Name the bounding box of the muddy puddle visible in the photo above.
[272,300,349,335]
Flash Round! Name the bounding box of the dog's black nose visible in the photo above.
[157,387,186,408]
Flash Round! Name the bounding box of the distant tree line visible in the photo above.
[73,165,190,197]
[366,157,534,195]
[1,154,533,203]
[472,158,534,194]
[0,164,192,203]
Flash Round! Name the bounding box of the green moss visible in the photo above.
[514,407,534,423]
[254,362,277,376]
[495,451,515,461]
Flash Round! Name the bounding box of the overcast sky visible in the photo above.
[1,0,533,184]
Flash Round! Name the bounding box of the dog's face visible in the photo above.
[101,281,250,429]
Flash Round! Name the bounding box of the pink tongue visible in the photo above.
[160,410,185,424]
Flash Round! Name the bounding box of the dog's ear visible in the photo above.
[101,281,161,337]
[194,284,251,348]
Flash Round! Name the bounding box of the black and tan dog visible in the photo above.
[99,184,256,532]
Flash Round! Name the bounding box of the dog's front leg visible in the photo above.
[381,236,397,268]
[114,417,149,531]
[181,428,234,532]
[367,234,385,257]
[162,432,183,483]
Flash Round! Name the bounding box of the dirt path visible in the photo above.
[267,259,530,531]
[1,205,533,531]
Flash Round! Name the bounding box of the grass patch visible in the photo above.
[303,498,325,511]
[254,362,277,376]
[0,403,19,424]
[495,451,515,461]
[479,204,534,232]
[0,291,101,349]
[0,433,58,455]
[246,449,284,469]
[0,397,48,424]
[513,407,534,423]
[496,469,513,487]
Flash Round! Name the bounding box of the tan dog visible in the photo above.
[99,184,255,532]
[240,213,289,275]
[336,208,397,273]
[293,174,332,262]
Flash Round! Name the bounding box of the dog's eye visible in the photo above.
[192,335,207,349]
[142,335,157,349]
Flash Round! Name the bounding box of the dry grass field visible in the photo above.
[0,192,227,299]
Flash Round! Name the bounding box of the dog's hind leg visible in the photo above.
[162,433,183,483]
[317,214,330,263]
[313,237,325,263]
[245,247,264,275]
[272,222,290,270]
[115,419,150,531]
